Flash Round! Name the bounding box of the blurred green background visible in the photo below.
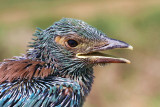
[0,0,160,107]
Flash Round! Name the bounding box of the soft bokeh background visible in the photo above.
[0,0,160,107]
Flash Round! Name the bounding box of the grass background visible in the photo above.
[0,0,160,107]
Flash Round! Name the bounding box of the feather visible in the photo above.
[0,58,53,83]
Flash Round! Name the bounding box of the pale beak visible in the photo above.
[76,37,133,64]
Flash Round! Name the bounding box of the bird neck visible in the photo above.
[27,48,94,97]
[55,66,94,98]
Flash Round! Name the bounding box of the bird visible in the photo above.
[0,18,133,107]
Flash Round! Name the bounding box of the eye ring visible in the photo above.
[66,39,78,47]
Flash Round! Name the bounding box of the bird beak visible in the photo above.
[76,37,133,64]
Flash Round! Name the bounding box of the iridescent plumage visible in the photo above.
[0,18,132,107]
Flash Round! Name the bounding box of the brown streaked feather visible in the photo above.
[0,58,53,83]
[39,67,51,78]
[64,87,73,95]
[34,68,41,77]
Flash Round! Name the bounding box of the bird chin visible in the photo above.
[76,52,131,64]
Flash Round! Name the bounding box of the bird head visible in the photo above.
[28,18,133,73]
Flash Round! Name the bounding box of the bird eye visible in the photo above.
[67,39,78,47]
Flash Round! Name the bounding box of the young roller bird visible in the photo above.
[0,18,133,107]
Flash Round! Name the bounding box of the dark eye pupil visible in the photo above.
[67,39,78,47]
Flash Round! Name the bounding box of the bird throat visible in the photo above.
[55,65,94,98]
[27,48,94,98]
